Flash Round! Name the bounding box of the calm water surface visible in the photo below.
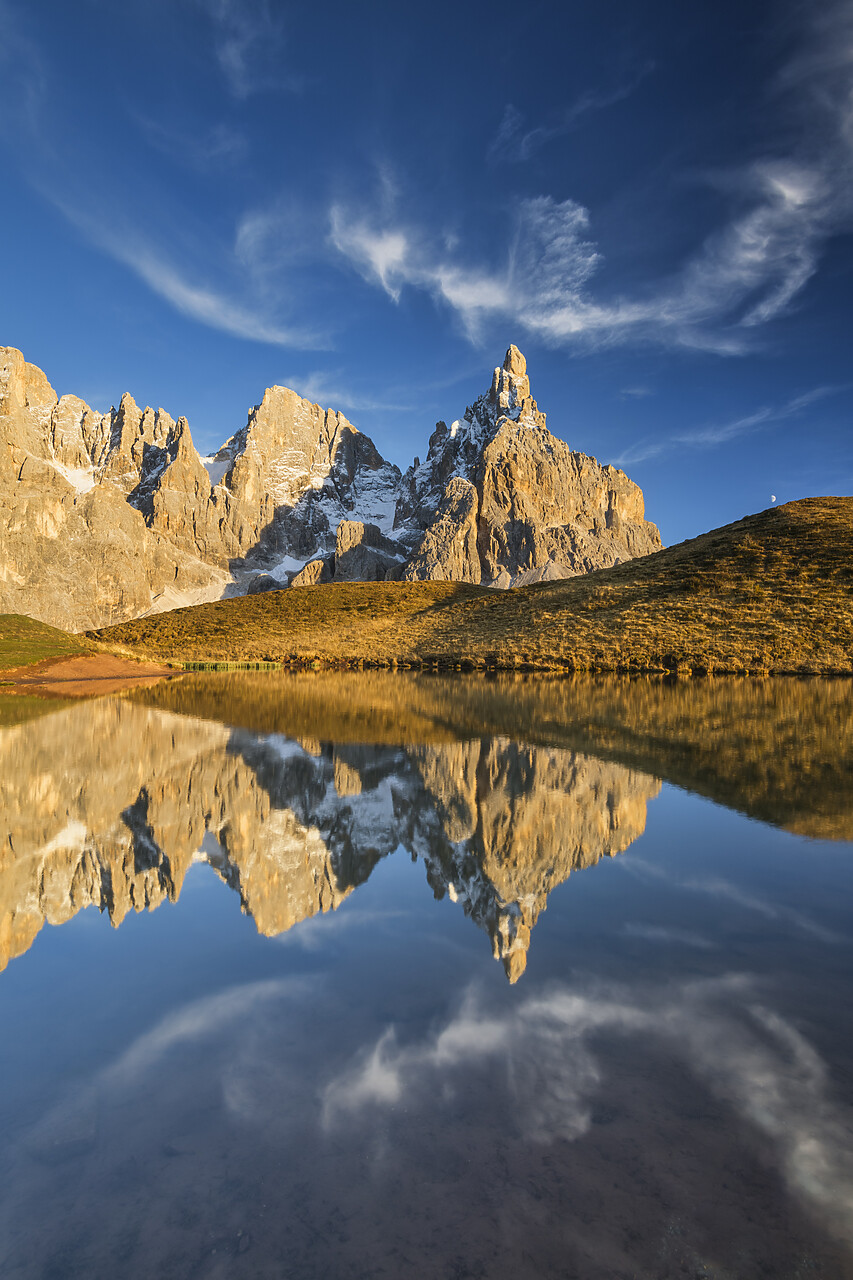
[1,673,852,1279]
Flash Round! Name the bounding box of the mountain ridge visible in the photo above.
[0,344,660,630]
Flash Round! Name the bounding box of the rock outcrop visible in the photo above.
[403,477,481,583]
[399,345,662,585]
[0,344,660,629]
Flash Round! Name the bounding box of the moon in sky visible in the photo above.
[771,494,777,503]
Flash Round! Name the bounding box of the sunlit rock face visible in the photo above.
[0,344,659,628]
[399,345,662,586]
[0,701,659,978]
[0,348,402,629]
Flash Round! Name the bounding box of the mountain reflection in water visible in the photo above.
[0,696,659,980]
[1,673,853,1280]
[3,672,852,980]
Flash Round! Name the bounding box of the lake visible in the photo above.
[1,673,852,1279]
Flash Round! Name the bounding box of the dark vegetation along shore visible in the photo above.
[94,498,853,674]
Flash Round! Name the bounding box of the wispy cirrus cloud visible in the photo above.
[613,383,846,467]
[0,3,320,350]
[45,195,325,349]
[330,195,600,342]
[331,154,844,355]
[330,167,832,353]
[195,0,300,98]
[281,369,412,413]
[132,113,247,169]
[488,62,655,164]
[0,0,46,135]
[332,6,853,355]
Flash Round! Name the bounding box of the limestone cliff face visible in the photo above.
[0,349,400,628]
[0,344,660,629]
[0,351,230,629]
[400,345,662,585]
[0,699,659,979]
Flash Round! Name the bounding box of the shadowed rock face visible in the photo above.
[0,344,659,628]
[0,699,659,980]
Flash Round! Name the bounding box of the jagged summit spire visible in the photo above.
[489,344,533,419]
[503,344,526,377]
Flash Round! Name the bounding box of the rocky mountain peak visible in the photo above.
[0,343,661,629]
[400,342,661,586]
[487,343,535,421]
[0,347,57,417]
[503,343,526,377]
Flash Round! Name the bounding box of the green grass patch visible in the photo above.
[0,614,87,670]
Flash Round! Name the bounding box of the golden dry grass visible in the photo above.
[94,497,853,674]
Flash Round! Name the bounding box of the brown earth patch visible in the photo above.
[0,653,175,698]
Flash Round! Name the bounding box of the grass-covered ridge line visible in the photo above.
[93,498,853,675]
[0,614,87,671]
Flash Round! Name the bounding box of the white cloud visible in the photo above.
[0,5,319,350]
[613,383,847,466]
[0,0,46,135]
[196,0,296,98]
[332,10,853,355]
[331,160,837,354]
[20,978,303,1160]
[622,858,845,945]
[623,922,715,948]
[329,209,413,302]
[133,114,247,169]
[488,63,656,163]
[130,249,305,346]
[672,405,777,449]
[43,196,324,349]
[322,975,853,1251]
[331,195,597,342]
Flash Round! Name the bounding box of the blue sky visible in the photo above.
[1,0,851,544]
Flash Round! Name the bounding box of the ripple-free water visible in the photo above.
[1,674,852,1279]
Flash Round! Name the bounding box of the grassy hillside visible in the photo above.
[0,615,88,725]
[0,614,87,670]
[94,497,853,674]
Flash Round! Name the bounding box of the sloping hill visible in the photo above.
[94,498,853,675]
[0,614,88,670]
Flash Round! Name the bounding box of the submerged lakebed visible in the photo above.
[1,673,852,1278]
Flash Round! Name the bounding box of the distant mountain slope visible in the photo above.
[94,497,853,675]
[0,344,659,629]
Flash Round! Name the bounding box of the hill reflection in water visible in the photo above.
[2,672,853,1279]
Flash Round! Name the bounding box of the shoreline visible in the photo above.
[0,653,176,698]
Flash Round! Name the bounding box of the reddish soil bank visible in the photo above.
[2,653,175,697]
